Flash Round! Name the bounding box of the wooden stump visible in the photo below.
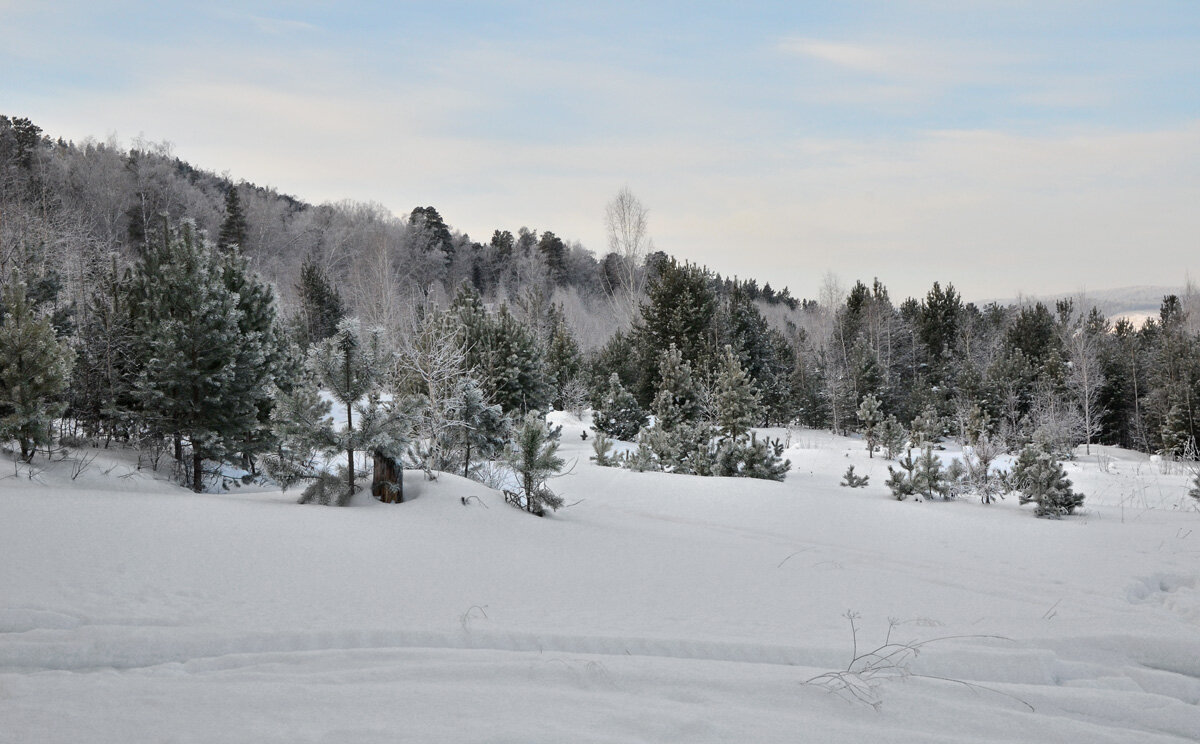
[372,452,403,503]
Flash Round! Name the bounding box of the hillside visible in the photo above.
[2,418,1198,743]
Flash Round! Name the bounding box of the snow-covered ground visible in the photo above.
[2,417,1198,743]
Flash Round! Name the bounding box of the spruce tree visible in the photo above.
[0,272,73,461]
[217,186,248,252]
[294,257,345,348]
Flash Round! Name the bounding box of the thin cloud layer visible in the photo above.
[3,1,1198,301]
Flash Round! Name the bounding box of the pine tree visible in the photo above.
[593,372,646,441]
[270,320,415,505]
[886,450,919,500]
[294,257,345,348]
[447,379,508,479]
[633,258,718,405]
[909,405,943,448]
[590,430,615,467]
[913,445,949,500]
[840,465,869,488]
[308,319,388,499]
[1012,443,1084,517]
[127,221,274,491]
[879,415,907,460]
[506,411,565,516]
[650,343,702,432]
[857,393,883,458]
[714,345,761,440]
[545,311,582,410]
[217,186,248,252]
[0,272,73,461]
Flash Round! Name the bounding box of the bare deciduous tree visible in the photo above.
[602,187,652,329]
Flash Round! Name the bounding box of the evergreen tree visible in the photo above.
[885,450,918,500]
[840,465,869,488]
[447,378,508,479]
[633,258,718,405]
[590,430,616,467]
[127,221,275,491]
[878,414,907,460]
[217,186,248,252]
[1011,443,1084,517]
[593,372,646,441]
[505,411,565,516]
[650,343,702,431]
[857,393,883,458]
[545,311,582,410]
[714,345,761,440]
[0,272,73,460]
[913,445,949,500]
[294,257,345,348]
[271,320,415,505]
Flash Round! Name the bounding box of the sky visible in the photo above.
[3,0,1199,302]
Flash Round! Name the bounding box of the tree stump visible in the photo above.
[372,452,403,503]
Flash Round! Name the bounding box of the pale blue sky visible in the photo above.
[3,1,1198,301]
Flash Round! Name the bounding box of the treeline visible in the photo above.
[0,115,796,351]
[3,113,1200,502]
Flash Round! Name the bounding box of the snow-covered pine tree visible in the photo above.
[651,343,702,432]
[714,345,761,440]
[447,378,509,479]
[857,393,882,458]
[126,221,274,491]
[270,320,416,505]
[909,405,943,448]
[506,411,565,516]
[0,271,74,461]
[913,445,949,500]
[1011,443,1084,517]
[840,465,869,488]
[308,319,390,501]
[886,449,918,500]
[590,430,615,467]
[879,414,907,460]
[593,372,646,441]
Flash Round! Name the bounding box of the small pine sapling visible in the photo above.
[857,394,883,458]
[1011,443,1085,518]
[590,431,615,467]
[913,445,949,500]
[909,405,943,449]
[505,411,565,516]
[841,465,869,488]
[944,458,967,499]
[879,415,907,461]
[886,450,918,500]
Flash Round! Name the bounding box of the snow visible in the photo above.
[2,420,1199,743]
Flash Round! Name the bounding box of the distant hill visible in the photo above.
[982,285,1187,324]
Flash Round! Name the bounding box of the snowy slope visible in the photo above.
[1,421,1198,743]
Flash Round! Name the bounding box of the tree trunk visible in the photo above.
[174,433,183,461]
[372,452,403,503]
[192,451,203,493]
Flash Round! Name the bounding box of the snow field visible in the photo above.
[1,418,1199,742]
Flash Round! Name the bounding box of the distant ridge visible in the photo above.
[980,285,1187,323]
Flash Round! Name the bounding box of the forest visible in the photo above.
[2,113,1199,509]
